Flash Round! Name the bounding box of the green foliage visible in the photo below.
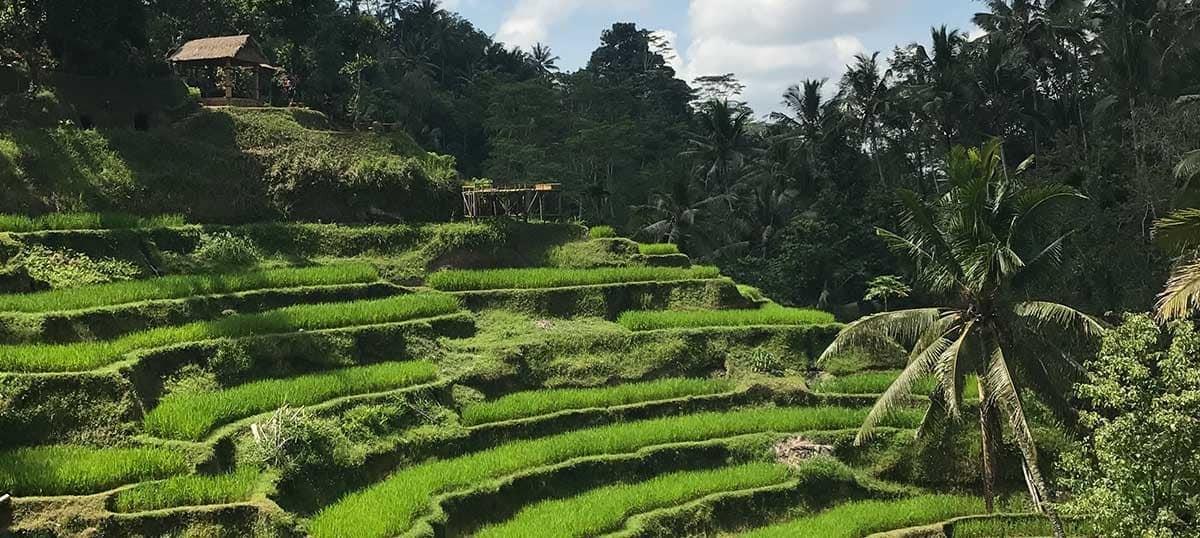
[0,264,378,313]
[864,275,911,311]
[0,212,185,232]
[546,239,639,269]
[144,361,438,440]
[743,495,984,538]
[637,243,679,256]
[0,445,191,496]
[618,304,835,331]
[952,516,1096,538]
[240,405,358,478]
[588,226,618,239]
[112,468,261,512]
[427,266,722,291]
[476,463,792,537]
[310,405,921,538]
[0,293,459,372]
[190,232,262,271]
[11,244,141,289]
[737,284,767,304]
[1062,315,1200,537]
[460,378,735,426]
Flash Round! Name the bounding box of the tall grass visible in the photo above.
[0,264,380,313]
[637,243,680,256]
[145,361,438,440]
[588,226,618,239]
[811,371,981,399]
[460,378,735,426]
[426,266,721,291]
[112,468,261,512]
[742,495,984,538]
[476,463,791,537]
[0,212,186,233]
[0,445,191,496]
[0,293,460,373]
[618,304,836,331]
[309,405,922,538]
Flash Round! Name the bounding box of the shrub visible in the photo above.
[737,284,767,304]
[309,405,923,538]
[11,244,141,289]
[112,468,261,512]
[588,226,618,239]
[618,304,836,331]
[241,406,357,477]
[477,463,791,537]
[144,361,439,440]
[163,364,221,397]
[460,378,735,425]
[743,495,984,538]
[192,232,262,271]
[0,264,380,313]
[637,243,680,256]
[0,293,460,372]
[427,266,722,291]
[0,445,191,496]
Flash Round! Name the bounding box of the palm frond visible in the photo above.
[1156,258,1200,321]
[1012,301,1107,338]
[854,330,952,445]
[984,338,1058,516]
[821,308,944,363]
[935,319,974,420]
[1154,208,1200,252]
[1174,149,1200,187]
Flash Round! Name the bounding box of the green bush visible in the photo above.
[0,264,379,313]
[588,226,618,239]
[0,212,186,232]
[240,405,358,478]
[637,243,680,256]
[743,495,984,538]
[427,266,722,291]
[460,378,735,425]
[0,445,191,496]
[309,405,923,538]
[0,293,460,372]
[144,361,438,440]
[477,463,792,537]
[112,468,261,512]
[11,244,141,289]
[618,304,836,331]
[191,232,262,271]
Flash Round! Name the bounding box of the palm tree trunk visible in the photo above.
[976,378,997,513]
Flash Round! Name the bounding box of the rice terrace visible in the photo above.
[2,1,1199,537]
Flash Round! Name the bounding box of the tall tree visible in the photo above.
[821,141,1103,537]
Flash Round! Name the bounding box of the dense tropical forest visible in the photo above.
[1,1,1199,537]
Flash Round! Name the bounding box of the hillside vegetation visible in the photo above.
[0,108,457,222]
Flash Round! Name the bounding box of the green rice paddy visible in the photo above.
[0,445,192,496]
[460,378,735,426]
[618,304,835,331]
[426,266,722,291]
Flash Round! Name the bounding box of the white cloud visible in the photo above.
[680,0,897,115]
[497,0,649,51]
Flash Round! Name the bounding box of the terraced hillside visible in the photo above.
[0,220,1079,537]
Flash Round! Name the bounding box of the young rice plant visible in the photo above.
[426,266,721,291]
[460,378,735,426]
[0,445,191,496]
[617,304,836,331]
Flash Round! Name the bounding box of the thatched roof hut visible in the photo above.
[169,35,273,68]
[168,35,279,105]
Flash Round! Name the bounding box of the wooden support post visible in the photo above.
[255,67,261,103]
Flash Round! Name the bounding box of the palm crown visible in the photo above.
[821,140,1104,537]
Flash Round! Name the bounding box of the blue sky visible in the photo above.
[442,0,983,116]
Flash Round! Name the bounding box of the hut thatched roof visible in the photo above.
[169,35,272,67]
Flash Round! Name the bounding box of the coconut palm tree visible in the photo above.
[821,140,1103,538]
[684,99,758,193]
[1154,134,1200,320]
[528,42,560,77]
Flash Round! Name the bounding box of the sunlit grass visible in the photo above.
[743,495,985,538]
[954,516,1096,537]
[0,212,185,233]
[0,293,459,373]
[476,463,790,537]
[309,405,923,538]
[460,378,735,426]
[0,264,379,313]
[144,361,438,440]
[111,468,262,512]
[0,445,191,496]
[426,266,721,291]
[637,243,680,256]
[618,304,835,331]
[811,371,980,399]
